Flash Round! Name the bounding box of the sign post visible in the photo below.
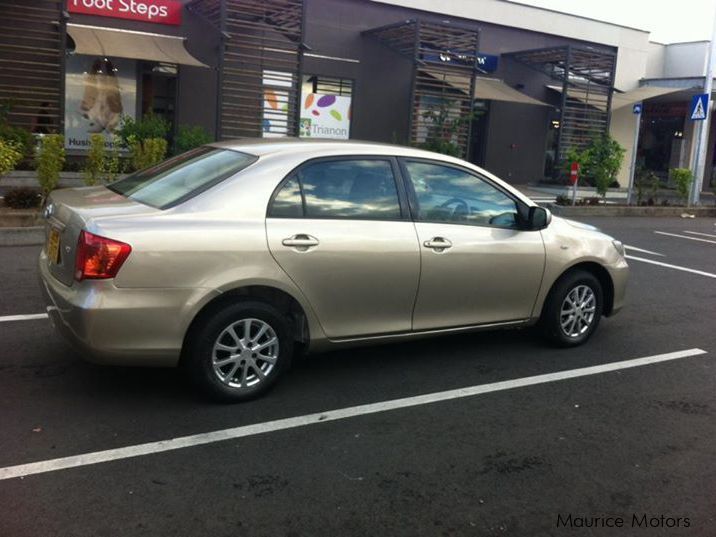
[626,102,642,205]
[569,161,579,205]
[689,9,716,206]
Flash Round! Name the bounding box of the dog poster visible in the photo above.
[64,54,137,151]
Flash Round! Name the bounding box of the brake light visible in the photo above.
[74,230,132,281]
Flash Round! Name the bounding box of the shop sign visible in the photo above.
[299,93,351,140]
[421,51,498,72]
[67,0,182,26]
[64,54,137,151]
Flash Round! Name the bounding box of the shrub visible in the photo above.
[84,133,105,186]
[669,168,693,205]
[128,136,167,171]
[117,115,170,147]
[0,138,23,177]
[634,165,658,206]
[4,186,41,209]
[36,134,65,196]
[585,134,625,199]
[0,123,35,160]
[563,147,590,178]
[555,194,571,206]
[175,124,213,154]
[105,138,122,182]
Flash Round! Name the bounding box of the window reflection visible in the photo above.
[406,161,518,228]
[299,160,401,219]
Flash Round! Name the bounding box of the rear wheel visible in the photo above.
[186,301,292,402]
[540,270,603,347]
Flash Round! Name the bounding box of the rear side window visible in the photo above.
[108,147,257,209]
[268,159,401,220]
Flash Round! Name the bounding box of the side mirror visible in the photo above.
[527,206,551,230]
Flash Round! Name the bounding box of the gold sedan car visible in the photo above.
[40,139,628,401]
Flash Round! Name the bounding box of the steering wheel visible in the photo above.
[438,197,469,219]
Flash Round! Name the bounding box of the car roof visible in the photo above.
[209,137,453,160]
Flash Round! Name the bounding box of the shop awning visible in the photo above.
[610,86,683,109]
[547,84,683,110]
[474,77,550,106]
[66,23,208,67]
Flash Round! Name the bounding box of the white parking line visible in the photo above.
[0,313,48,323]
[624,245,665,257]
[625,255,716,279]
[654,231,716,245]
[0,348,707,482]
[683,230,716,239]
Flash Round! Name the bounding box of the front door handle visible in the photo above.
[423,237,452,251]
[282,234,319,250]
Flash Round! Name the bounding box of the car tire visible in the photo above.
[185,300,293,402]
[540,270,603,347]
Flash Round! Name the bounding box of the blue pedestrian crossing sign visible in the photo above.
[690,93,708,121]
[632,103,642,114]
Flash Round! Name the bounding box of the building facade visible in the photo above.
[0,0,712,190]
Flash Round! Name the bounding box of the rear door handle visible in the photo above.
[282,234,319,250]
[423,237,452,251]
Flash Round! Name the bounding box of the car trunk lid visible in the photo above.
[43,186,158,286]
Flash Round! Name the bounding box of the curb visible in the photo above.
[0,226,44,247]
[548,204,716,218]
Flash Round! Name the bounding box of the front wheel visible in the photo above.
[540,270,603,347]
[185,301,293,402]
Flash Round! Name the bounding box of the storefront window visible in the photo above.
[640,102,687,179]
[263,70,293,138]
[64,54,137,151]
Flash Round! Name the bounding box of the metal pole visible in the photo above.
[690,9,716,205]
[626,104,642,205]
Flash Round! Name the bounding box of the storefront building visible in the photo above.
[1,0,711,189]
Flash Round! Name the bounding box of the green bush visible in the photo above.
[84,133,105,186]
[0,123,34,160]
[4,186,41,209]
[129,137,167,171]
[573,135,625,198]
[36,134,65,196]
[0,138,23,177]
[175,124,213,154]
[82,134,123,185]
[669,168,693,205]
[105,138,122,182]
[117,115,170,147]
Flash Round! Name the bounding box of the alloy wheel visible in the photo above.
[559,285,596,338]
[211,318,279,389]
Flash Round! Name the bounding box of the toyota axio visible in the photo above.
[39,139,628,401]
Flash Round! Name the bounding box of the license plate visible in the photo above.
[47,228,60,264]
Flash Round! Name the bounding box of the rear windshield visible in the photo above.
[107,147,257,209]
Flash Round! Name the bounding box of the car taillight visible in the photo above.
[75,230,132,281]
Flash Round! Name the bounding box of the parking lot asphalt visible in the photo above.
[0,216,715,536]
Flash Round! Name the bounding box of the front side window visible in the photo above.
[269,159,401,220]
[405,161,520,228]
[108,147,257,209]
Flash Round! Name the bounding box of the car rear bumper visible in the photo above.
[39,251,215,367]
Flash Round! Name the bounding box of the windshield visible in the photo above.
[108,147,257,209]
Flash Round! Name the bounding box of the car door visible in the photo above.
[401,158,546,331]
[266,157,421,339]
